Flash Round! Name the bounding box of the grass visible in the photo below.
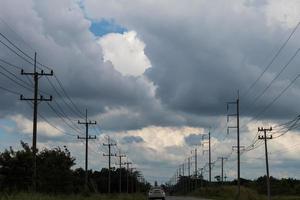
[273,197,300,200]
[190,186,300,200]
[0,193,146,200]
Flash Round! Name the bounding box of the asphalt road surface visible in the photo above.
[166,196,211,200]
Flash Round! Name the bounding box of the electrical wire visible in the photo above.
[242,21,300,98]
[250,48,300,107]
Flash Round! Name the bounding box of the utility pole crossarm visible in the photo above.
[21,69,53,76]
[103,153,117,157]
[78,120,97,125]
[77,135,97,139]
[20,95,53,101]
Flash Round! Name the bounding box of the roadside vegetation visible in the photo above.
[0,142,150,195]
[166,176,300,200]
[190,186,300,200]
[0,193,146,200]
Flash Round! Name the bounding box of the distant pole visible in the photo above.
[188,157,191,192]
[237,95,240,199]
[103,136,117,193]
[209,131,211,183]
[182,163,185,193]
[179,165,181,177]
[218,157,228,184]
[194,149,198,189]
[131,168,136,193]
[20,52,53,191]
[125,161,132,193]
[221,157,224,184]
[118,151,126,193]
[200,168,203,188]
[258,127,273,200]
[77,109,97,190]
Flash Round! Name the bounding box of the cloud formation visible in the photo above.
[0,0,300,183]
[99,31,151,76]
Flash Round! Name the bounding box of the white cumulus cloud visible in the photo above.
[99,31,151,76]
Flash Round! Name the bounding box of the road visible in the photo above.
[166,196,211,200]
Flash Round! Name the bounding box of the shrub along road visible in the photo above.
[167,197,211,200]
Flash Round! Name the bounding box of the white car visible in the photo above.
[148,187,166,200]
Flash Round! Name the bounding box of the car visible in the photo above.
[148,187,166,200]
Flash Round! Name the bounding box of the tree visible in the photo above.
[214,175,221,182]
[37,146,75,193]
[0,142,75,193]
[0,141,33,191]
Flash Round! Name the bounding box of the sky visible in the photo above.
[0,0,300,185]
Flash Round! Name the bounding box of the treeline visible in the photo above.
[167,175,300,196]
[0,141,151,194]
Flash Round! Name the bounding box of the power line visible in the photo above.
[46,76,83,119]
[46,102,83,135]
[53,74,85,117]
[0,63,32,88]
[0,69,33,93]
[0,32,36,63]
[250,47,300,107]
[0,31,50,70]
[0,30,84,120]
[243,21,300,98]
[25,101,77,137]
[0,85,21,95]
[0,58,22,70]
[253,74,300,120]
[0,38,35,66]
[0,16,35,51]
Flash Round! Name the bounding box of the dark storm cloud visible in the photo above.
[0,0,181,132]
[144,17,300,120]
[84,0,300,124]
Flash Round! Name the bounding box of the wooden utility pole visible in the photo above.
[131,167,136,193]
[103,136,117,193]
[20,52,53,191]
[218,157,228,184]
[200,168,204,188]
[188,157,191,192]
[227,92,240,200]
[258,127,273,200]
[182,163,185,193]
[194,148,198,189]
[202,132,211,183]
[124,161,132,193]
[77,109,97,190]
[208,131,211,183]
[117,150,126,193]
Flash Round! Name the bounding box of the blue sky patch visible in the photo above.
[184,134,203,146]
[122,136,144,144]
[89,19,127,36]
